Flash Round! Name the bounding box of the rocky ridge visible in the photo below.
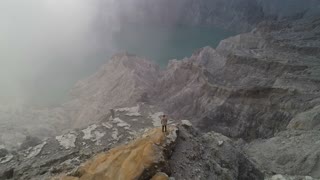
[0,104,167,179]
[56,126,178,180]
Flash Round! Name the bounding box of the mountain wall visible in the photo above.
[153,17,320,140]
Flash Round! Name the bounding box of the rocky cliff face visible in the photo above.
[154,17,320,141]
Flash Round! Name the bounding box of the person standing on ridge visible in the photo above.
[161,115,168,132]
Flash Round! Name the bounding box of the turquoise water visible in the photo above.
[113,24,235,67]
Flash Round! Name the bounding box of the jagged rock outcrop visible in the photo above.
[0,104,167,179]
[57,126,178,180]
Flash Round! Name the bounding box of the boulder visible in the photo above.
[181,120,193,128]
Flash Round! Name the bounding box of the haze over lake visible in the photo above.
[2,23,234,106]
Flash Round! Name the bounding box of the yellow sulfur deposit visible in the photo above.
[55,127,174,180]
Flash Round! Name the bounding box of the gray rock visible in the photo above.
[169,124,264,180]
[181,120,193,128]
[265,174,316,180]
[19,136,42,150]
[153,17,320,141]
[244,130,320,178]
[0,149,8,158]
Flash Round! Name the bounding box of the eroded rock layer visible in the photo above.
[154,17,320,141]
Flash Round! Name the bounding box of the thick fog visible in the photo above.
[0,0,116,106]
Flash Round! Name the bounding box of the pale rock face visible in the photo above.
[181,120,192,127]
[26,141,47,159]
[116,105,141,117]
[56,132,77,149]
[82,124,98,140]
[111,117,131,129]
[0,154,13,164]
[111,128,119,141]
[102,122,113,129]
[150,112,164,127]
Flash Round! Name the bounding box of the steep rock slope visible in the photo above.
[52,121,264,180]
[57,126,178,180]
[169,122,264,180]
[154,17,320,140]
[0,104,166,179]
[64,53,159,128]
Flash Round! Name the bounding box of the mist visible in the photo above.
[0,0,235,107]
[0,0,115,106]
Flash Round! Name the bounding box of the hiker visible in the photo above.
[161,115,168,132]
[110,109,115,119]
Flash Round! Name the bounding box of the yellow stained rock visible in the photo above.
[150,172,169,180]
[57,127,174,180]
